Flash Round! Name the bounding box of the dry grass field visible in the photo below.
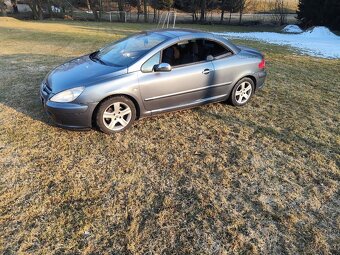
[0,18,339,254]
[254,0,299,12]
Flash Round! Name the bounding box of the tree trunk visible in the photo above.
[143,0,148,22]
[220,0,225,22]
[1,8,6,17]
[200,0,206,22]
[136,0,141,21]
[47,0,53,18]
[89,0,99,21]
[229,11,231,24]
[28,3,37,19]
[239,10,243,24]
[31,0,43,20]
[0,0,6,16]
[37,3,43,20]
[12,0,19,13]
[29,0,43,20]
[118,0,124,22]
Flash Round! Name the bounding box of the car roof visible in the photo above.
[143,28,240,54]
[144,28,213,38]
[127,28,241,72]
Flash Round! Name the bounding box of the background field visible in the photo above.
[0,18,339,254]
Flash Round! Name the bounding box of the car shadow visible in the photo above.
[0,53,74,128]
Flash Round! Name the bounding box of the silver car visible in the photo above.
[40,29,266,134]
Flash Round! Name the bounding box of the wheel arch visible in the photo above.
[242,75,257,90]
[231,74,257,92]
[91,94,141,127]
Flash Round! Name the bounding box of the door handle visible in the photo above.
[202,69,211,75]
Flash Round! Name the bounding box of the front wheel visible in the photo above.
[229,78,255,106]
[96,96,136,134]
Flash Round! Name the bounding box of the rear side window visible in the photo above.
[198,39,232,59]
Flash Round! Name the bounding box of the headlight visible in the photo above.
[50,87,85,103]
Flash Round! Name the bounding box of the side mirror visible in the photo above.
[154,63,172,72]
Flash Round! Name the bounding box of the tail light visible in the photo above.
[258,58,266,69]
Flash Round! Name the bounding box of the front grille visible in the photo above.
[43,84,52,95]
[45,79,52,90]
[41,79,52,97]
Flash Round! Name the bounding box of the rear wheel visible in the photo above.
[230,78,254,106]
[96,96,136,134]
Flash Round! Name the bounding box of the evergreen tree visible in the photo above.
[297,0,340,30]
[323,0,340,30]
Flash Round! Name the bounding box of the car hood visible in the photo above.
[47,55,127,93]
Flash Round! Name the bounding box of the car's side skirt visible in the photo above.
[150,93,229,115]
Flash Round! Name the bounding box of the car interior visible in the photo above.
[161,39,233,67]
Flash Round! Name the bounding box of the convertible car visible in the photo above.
[40,29,266,134]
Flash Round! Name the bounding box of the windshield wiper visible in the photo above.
[90,51,106,65]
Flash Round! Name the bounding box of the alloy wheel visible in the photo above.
[235,81,252,104]
[103,102,132,131]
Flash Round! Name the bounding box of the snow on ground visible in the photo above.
[216,26,340,59]
[282,25,303,33]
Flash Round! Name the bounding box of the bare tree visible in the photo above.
[88,0,99,20]
[199,0,206,22]
[22,0,43,19]
[175,0,199,22]
[0,0,7,16]
[130,0,142,21]
[150,0,173,23]
[117,0,126,22]
[271,0,287,25]
[235,0,257,24]
[221,0,239,23]
[220,0,225,21]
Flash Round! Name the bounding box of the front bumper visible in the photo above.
[40,85,97,129]
[43,100,96,129]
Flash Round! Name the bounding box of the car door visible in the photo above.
[203,39,239,96]
[138,48,215,113]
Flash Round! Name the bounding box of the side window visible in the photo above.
[161,40,204,67]
[141,52,161,73]
[160,39,232,68]
[200,39,232,59]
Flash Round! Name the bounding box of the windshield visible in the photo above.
[93,33,169,67]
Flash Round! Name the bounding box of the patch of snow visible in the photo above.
[304,26,338,39]
[282,25,303,33]
[216,26,340,59]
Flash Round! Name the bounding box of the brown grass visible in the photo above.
[0,17,339,254]
[254,0,299,12]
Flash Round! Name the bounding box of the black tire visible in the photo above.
[229,77,255,106]
[96,96,136,134]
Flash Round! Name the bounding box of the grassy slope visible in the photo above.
[0,18,339,254]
